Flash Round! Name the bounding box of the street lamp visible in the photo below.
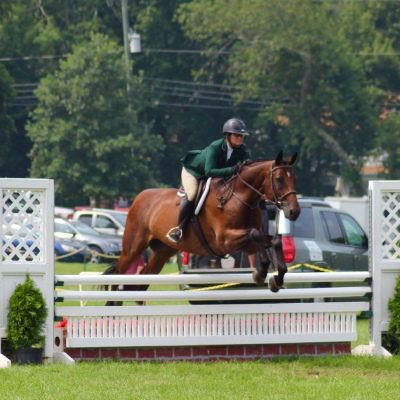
[128,29,141,54]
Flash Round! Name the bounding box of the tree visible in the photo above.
[176,0,395,195]
[27,33,164,206]
[0,64,16,176]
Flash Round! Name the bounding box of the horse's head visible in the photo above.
[266,151,300,221]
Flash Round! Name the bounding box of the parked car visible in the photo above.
[182,198,368,272]
[2,223,88,262]
[72,208,127,236]
[283,198,368,272]
[54,217,122,263]
[54,237,91,263]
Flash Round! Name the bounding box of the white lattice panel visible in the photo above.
[1,188,45,262]
[369,181,400,355]
[380,192,400,259]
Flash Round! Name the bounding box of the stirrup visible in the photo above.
[166,227,183,244]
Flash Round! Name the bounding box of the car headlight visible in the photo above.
[110,242,120,250]
[61,244,77,253]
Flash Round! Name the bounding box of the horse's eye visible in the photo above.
[275,176,284,185]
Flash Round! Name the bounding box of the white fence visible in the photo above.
[54,272,370,350]
[1,179,400,367]
[0,178,54,368]
[367,181,400,355]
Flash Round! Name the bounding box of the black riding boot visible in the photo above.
[166,199,195,243]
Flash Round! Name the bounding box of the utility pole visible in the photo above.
[121,0,130,94]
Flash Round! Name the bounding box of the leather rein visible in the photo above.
[232,164,297,210]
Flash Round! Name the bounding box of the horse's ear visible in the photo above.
[275,150,283,165]
[289,152,298,165]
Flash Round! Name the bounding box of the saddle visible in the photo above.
[177,177,212,216]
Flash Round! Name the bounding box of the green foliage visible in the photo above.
[177,0,399,195]
[3,1,400,196]
[0,64,16,176]
[6,274,48,350]
[388,273,400,352]
[27,33,164,205]
[375,113,400,179]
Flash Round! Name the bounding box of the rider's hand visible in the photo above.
[233,162,243,174]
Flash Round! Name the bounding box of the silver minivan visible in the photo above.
[72,208,127,236]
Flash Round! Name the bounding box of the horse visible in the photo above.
[112,151,300,296]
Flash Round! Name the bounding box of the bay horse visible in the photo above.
[113,151,300,294]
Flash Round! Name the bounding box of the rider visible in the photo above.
[166,118,251,244]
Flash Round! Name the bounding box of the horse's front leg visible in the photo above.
[249,228,271,286]
[268,235,287,293]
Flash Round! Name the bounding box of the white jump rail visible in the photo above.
[56,271,371,285]
[54,271,371,352]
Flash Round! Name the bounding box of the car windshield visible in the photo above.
[70,220,101,236]
[109,212,127,226]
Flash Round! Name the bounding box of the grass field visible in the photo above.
[1,261,396,400]
[0,356,399,400]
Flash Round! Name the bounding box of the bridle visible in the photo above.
[269,165,297,207]
[233,164,297,210]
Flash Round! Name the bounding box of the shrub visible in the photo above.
[387,273,400,354]
[6,274,48,350]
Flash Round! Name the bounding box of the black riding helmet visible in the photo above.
[222,118,249,136]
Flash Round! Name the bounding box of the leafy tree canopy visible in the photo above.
[177,0,400,194]
[27,33,164,205]
[0,64,16,176]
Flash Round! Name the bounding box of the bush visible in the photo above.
[6,274,48,350]
[387,273,400,354]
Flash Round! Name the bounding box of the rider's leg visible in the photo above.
[166,168,197,243]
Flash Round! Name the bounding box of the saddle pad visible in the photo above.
[195,177,212,215]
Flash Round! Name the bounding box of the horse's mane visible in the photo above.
[244,158,273,165]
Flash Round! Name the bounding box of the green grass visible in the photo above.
[0,356,399,400]
[1,262,391,400]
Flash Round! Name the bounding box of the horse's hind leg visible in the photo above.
[103,261,122,306]
[268,235,287,293]
[105,227,150,305]
[136,240,178,294]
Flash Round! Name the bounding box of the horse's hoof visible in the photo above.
[252,270,266,286]
[269,276,280,293]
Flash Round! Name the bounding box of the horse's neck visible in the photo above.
[237,161,272,201]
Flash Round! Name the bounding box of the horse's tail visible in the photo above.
[103,260,117,276]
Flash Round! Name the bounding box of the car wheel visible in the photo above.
[88,245,103,264]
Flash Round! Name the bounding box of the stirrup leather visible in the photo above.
[166,226,183,243]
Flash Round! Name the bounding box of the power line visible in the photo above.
[151,101,263,112]
[0,55,65,62]
[4,48,400,64]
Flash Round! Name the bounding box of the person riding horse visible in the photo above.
[166,118,251,244]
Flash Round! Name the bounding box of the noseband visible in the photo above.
[234,164,296,209]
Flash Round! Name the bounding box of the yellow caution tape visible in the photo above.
[55,247,120,261]
[55,246,88,261]
[288,263,333,273]
[190,282,240,291]
[187,263,334,291]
